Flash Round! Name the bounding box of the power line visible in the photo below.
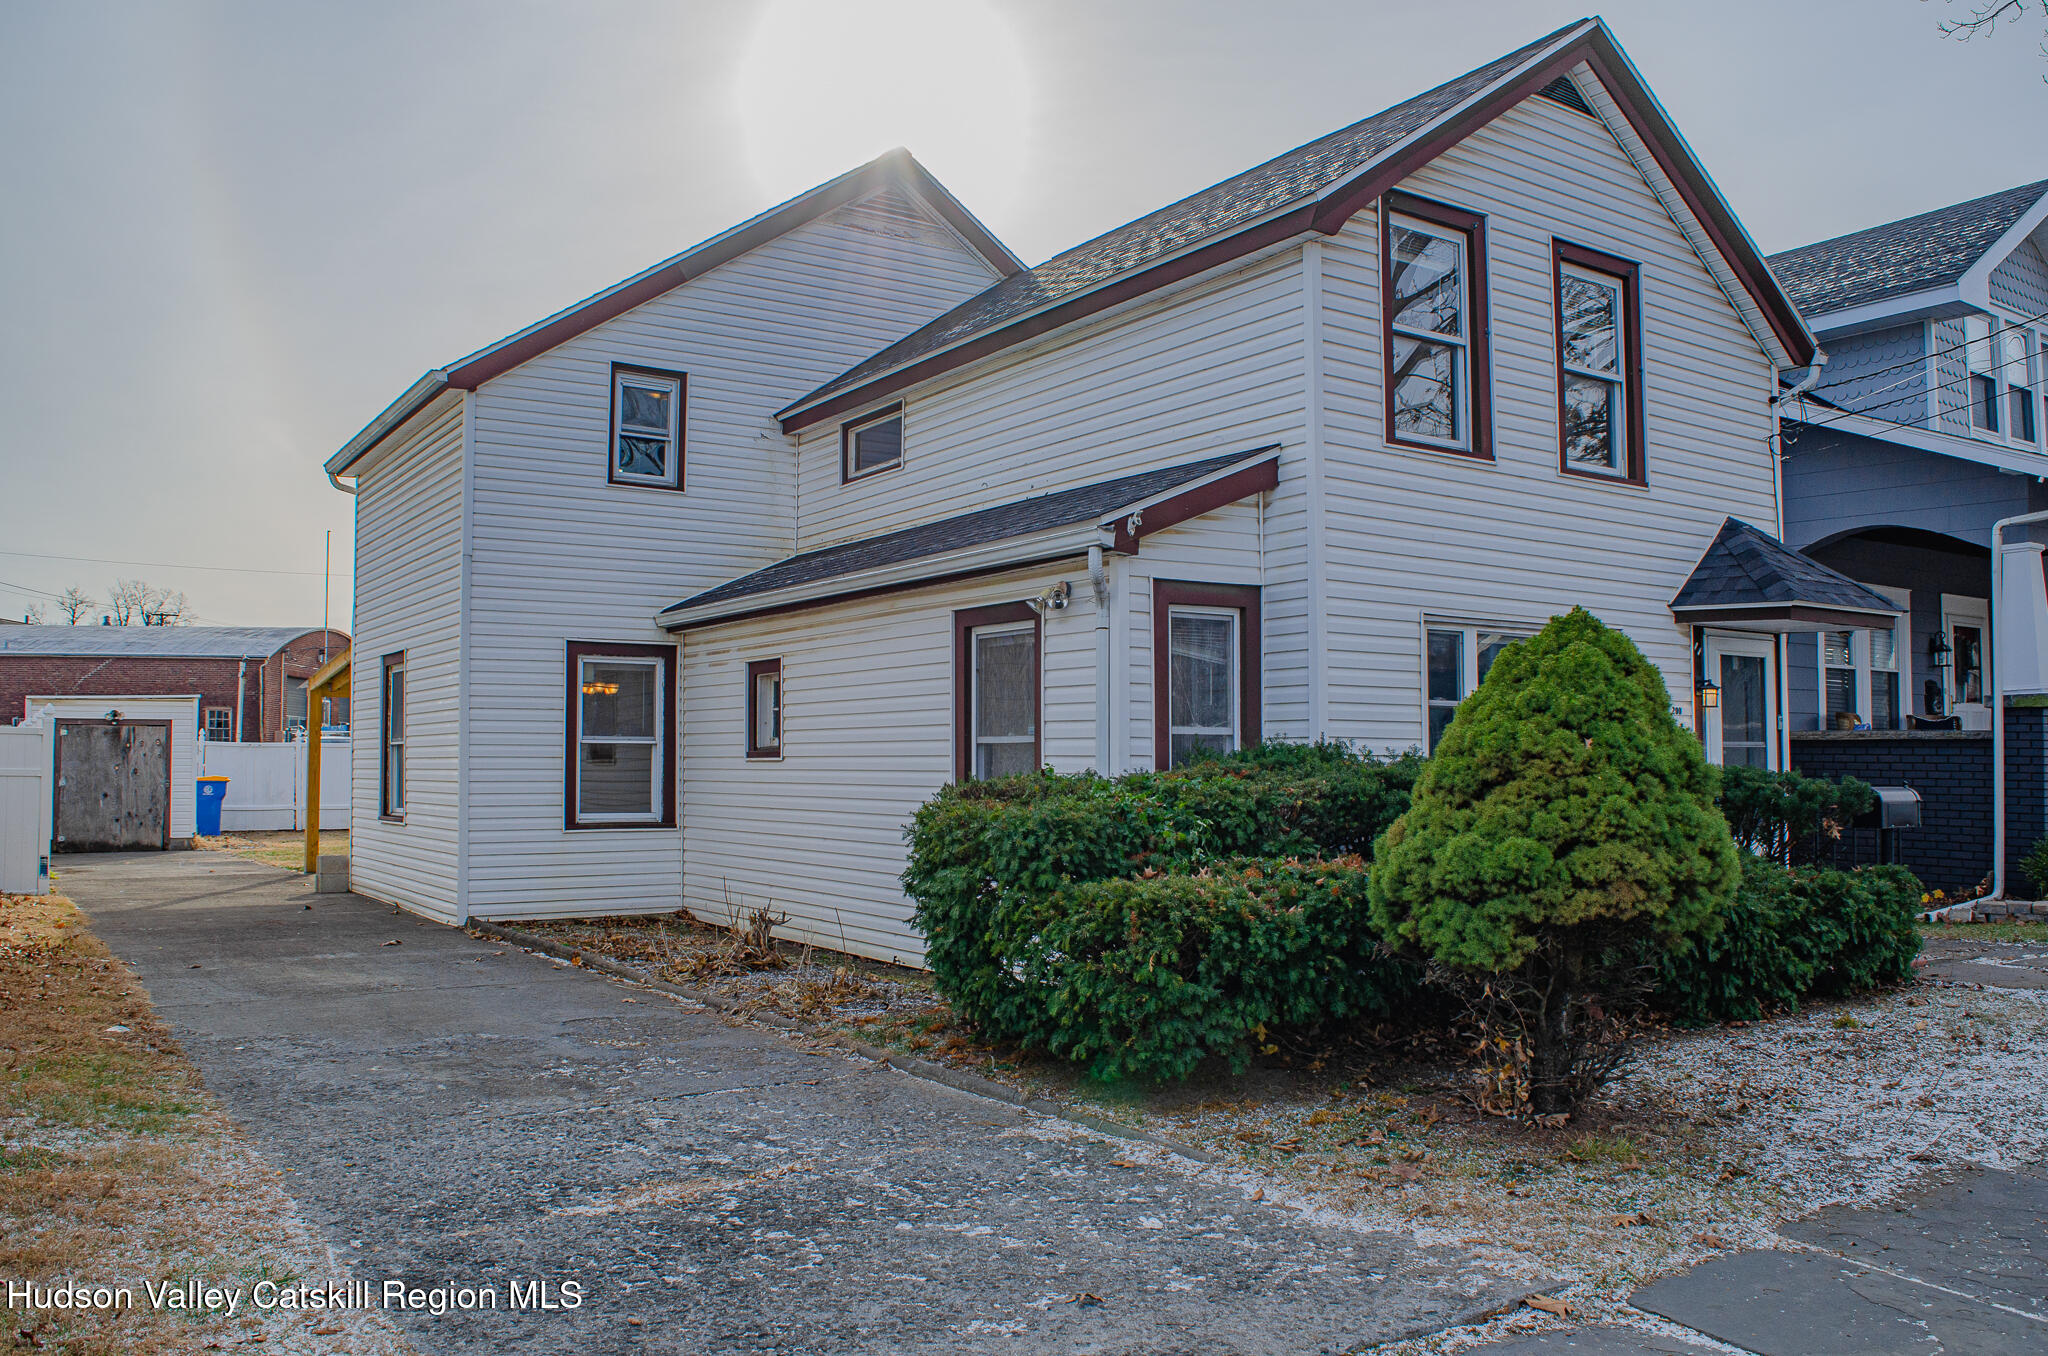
[1783,319,2048,443]
[1781,301,2048,416]
[0,547,345,578]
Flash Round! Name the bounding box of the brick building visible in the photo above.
[0,626,350,742]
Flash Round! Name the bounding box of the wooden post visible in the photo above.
[304,716,322,875]
[300,649,349,876]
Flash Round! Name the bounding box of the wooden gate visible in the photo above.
[54,721,171,851]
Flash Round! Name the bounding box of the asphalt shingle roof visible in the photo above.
[1767,180,2048,319]
[1672,519,1900,615]
[0,625,336,659]
[664,449,1276,616]
[783,21,1587,417]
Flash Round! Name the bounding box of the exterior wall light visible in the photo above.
[1929,630,1952,669]
[1699,680,1720,710]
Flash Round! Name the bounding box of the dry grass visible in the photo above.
[0,891,406,1355]
[1917,917,2048,944]
[189,830,349,873]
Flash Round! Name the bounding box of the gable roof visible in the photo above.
[327,149,1021,477]
[1767,180,2048,323]
[659,447,1280,628]
[0,625,341,660]
[1670,518,1900,630]
[780,18,1814,432]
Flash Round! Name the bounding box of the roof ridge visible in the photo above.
[1768,178,2048,264]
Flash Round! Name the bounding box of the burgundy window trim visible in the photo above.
[745,657,783,760]
[1552,239,1647,487]
[564,640,678,830]
[608,362,689,492]
[952,601,1041,782]
[840,403,905,484]
[1152,580,1262,770]
[1381,190,1492,462]
[379,651,405,822]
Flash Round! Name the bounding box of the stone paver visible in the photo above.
[1458,1327,1706,1354]
[60,851,1523,1356]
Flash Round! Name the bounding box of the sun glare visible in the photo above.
[732,0,1032,223]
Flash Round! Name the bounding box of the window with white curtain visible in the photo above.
[1166,606,1239,766]
[971,623,1037,779]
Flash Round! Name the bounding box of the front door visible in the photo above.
[1703,634,1777,770]
[54,721,171,851]
[1942,593,1991,730]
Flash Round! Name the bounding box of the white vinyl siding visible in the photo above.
[681,564,1093,964]
[459,189,1003,920]
[348,396,465,921]
[1315,81,1779,747]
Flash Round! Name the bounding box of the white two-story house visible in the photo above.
[326,17,1894,963]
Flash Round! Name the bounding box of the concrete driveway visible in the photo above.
[59,851,1522,1356]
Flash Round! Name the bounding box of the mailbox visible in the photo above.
[1859,786,1922,830]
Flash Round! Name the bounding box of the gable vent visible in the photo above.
[1535,76,1594,118]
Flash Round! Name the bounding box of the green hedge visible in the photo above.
[1717,763,1875,865]
[902,742,1422,1033]
[1655,854,1922,1023]
[1022,858,1416,1082]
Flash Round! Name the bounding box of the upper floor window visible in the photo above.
[1963,317,2041,445]
[1382,191,1491,459]
[610,364,686,490]
[842,404,904,482]
[1554,242,1645,483]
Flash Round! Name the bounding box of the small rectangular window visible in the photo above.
[842,405,904,481]
[1554,242,1644,483]
[1382,192,1489,459]
[565,642,676,828]
[610,364,686,489]
[204,707,233,742]
[381,653,406,818]
[1152,581,1261,770]
[1819,617,1905,731]
[1823,630,1858,726]
[1166,606,1239,766]
[746,658,782,759]
[1423,622,1534,752]
[953,602,1040,781]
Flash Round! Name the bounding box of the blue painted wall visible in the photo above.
[1781,425,2047,552]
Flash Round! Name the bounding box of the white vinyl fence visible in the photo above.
[197,734,350,832]
[0,719,55,894]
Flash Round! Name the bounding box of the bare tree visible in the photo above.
[23,603,45,624]
[106,578,191,626]
[1928,0,2048,65]
[54,586,94,625]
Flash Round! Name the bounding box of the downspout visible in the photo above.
[1768,351,1826,539]
[1770,350,1829,408]
[235,659,247,742]
[1090,544,1111,774]
[328,470,358,496]
[1988,507,2048,906]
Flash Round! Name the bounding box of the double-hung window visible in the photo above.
[1154,581,1261,769]
[746,658,782,759]
[1382,192,1489,458]
[2001,325,2039,445]
[380,653,405,818]
[1424,622,1533,752]
[610,364,686,489]
[566,642,675,828]
[954,603,1039,780]
[1820,598,1906,730]
[842,405,904,481]
[1554,242,1643,481]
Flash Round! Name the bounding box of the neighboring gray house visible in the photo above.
[1767,181,2048,892]
[1771,179,2048,735]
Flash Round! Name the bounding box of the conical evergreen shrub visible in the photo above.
[1368,607,1739,1114]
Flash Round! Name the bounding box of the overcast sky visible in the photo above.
[2,0,2044,630]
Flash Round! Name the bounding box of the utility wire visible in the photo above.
[0,547,342,578]
[1780,300,2048,398]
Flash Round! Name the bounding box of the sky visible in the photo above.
[2,0,2044,631]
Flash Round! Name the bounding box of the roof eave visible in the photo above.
[1958,184,2048,311]
[657,523,1106,631]
[1798,284,1970,339]
[325,372,451,477]
[1670,602,1903,633]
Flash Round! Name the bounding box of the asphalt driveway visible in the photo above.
[58,851,1523,1356]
